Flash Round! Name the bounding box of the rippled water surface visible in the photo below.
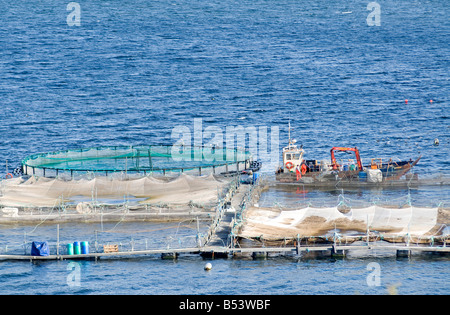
[0,0,448,294]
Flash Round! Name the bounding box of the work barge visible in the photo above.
[0,175,449,262]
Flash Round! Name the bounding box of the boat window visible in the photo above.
[285,154,292,160]
[292,154,301,160]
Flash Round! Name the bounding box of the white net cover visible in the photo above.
[240,205,447,239]
[0,174,228,208]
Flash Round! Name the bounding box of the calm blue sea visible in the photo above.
[0,0,449,295]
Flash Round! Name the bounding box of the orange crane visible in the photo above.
[330,147,363,170]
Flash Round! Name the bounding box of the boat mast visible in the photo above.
[288,120,290,144]
[288,120,293,145]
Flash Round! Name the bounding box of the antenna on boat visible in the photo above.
[288,119,291,144]
[288,118,294,146]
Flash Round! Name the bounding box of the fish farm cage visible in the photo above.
[21,145,256,178]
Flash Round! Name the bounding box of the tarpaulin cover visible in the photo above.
[31,241,50,256]
[0,174,228,207]
[240,205,442,239]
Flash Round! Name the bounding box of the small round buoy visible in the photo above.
[434,138,439,146]
[405,99,408,104]
[430,99,433,103]
[204,263,212,271]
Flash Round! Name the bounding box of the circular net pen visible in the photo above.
[22,145,254,178]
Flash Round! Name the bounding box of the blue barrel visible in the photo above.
[81,241,89,254]
[73,241,81,255]
[343,165,348,171]
[66,243,74,255]
[252,172,259,184]
[358,171,367,181]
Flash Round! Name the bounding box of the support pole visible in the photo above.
[56,224,60,256]
[366,214,370,246]
[196,217,201,248]
[148,149,153,172]
[396,249,411,259]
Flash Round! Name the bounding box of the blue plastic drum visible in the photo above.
[81,241,89,254]
[73,241,81,255]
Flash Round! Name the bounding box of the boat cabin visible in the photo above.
[281,141,304,172]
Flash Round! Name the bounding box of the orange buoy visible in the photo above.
[405,99,408,104]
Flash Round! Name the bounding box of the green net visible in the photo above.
[22,145,253,177]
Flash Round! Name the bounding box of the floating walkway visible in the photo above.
[0,177,448,262]
[0,243,449,262]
